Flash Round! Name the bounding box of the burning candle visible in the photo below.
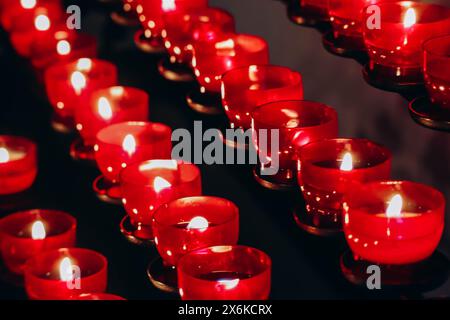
[24,248,108,300]
[0,209,76,274]
[94,121,172,201]
[343,181,445,265]
[29,29,98,70]
[120,160,202,242]
[296,138,391,235]
[178,245,271,300]
[251,100,338,190]
[0,135,37,195]
[189,33,269,114]
[149,197,239,291]
[8,3,64,57]
[423,35,450,108]
[221,65,303,130]
[44,58,118,132]
[135,0,207,53]
[363,2,450,88]
[160,7,235,81]
[73,86,149,161]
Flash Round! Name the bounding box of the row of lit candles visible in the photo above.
[0,0,447,299]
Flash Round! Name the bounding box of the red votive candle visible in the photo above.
[30,29,98,70]
[363,1,450,84]
[424,35,450,108]
[191,33,270,95]
[136,0,207,49]
[251,100,338,190]
[0,135,37,195]
[76,86,149,147]
[343,181,445,265]
[94,122,172,200]
[9,4,64,57]
[120,160,202,241]
[162,7,235,66]
[44,58,118,128]
[0,0,62,32]
[221,65,303,130]
[24,248,108,300]
[178,245,271,300]
[0,209,76,274]
[153,197,239,268]
[297,138,391,235]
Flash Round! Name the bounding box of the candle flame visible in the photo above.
[97,97,113,120]
[21,0,36,9]
[139,159,178,171]
[56,40,71,56]
[0,147,10,163]
[70,71,87,94]
[403,8,416,28]
[122,134,136,156]
[34,14,51,31]
[76,58,92,72]
[153,176,172,193]
[187,216,209,231]
[162,0,176,11]
[59,257,74,282]
[31,220,46,240]
[340,152,353,171]
[386,194,403,218]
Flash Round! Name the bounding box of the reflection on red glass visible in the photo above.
[120,160,202,240]
[298,139,391,232]
[0,210,76,274]
[192,33,269,94]
[343,181,445,265]
[94,122,172,183]
[163,7,235,65]
[24,248,108,300]
[71,293,126,300]
[44,58,118,123]
[76,86,149,146]
[423,35,450,108]
[153,197,239,267]
[178,245,271,300]
[221,65,303,130]
[0,135,37,195]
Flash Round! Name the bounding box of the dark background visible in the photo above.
[0,0,449,299]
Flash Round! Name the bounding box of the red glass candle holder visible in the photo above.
[149,196,239,292]
[178,245,271,300]
[94,121,172,203]
[8,4,65,57]
[72,86,149,161]
[119,159,202,245]
[0,209,76,275]
[71,293,126,300]
[289,0,329,26]
[30,29,98,71]
[409,35,450,131]
[251,100,338,190]
[160,7,235,82]
[341,180,446,287]
[0,135,37,195]
[189,33,269,114]
[296,138,391,236]
[135,0,207,53]
[221,65,303,132]
[24,248,107,300]
[44,58,118,133]
[0,0,62,32]
[362,2,450,91]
